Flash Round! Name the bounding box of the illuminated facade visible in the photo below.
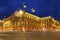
[0,10,60,31]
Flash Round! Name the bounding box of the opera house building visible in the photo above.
[0,10,60,31]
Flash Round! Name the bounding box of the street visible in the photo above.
[0,31,60,40]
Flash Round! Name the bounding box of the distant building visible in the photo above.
[0,10,60,31]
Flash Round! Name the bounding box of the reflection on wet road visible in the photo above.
[0,31,60,40]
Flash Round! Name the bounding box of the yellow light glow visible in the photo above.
[43,24,45,25]
[19,10,23,14]
[3,21,11,27]
[0,20,1,22]
[22,27,25,32]
[1,20,4,22]
[19,10,24,17]
[42,27,46,31]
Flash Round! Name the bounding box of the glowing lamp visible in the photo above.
[23,2,26,8]
[31,8,35,12]
[19,10,24,17]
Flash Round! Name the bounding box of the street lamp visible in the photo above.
[19,10,24,17]
[19,10,25,31]
[31,8,35,13]
[19,2,26,31]
[23,2,27,9]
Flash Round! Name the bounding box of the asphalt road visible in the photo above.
[0,31,60,40]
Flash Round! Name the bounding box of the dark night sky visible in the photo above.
[0,0,60,20]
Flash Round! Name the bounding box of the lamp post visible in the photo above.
[31,8,35,13]
[19,10,25,31]
[23,2,27,9]
[19,2,26,31]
